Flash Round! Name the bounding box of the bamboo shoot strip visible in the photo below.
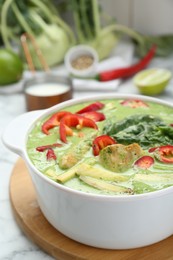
[80,175,133,194]
[56,167,77,183]
[75,163,130,182]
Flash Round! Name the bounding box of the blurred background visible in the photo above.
[100,0,173,35]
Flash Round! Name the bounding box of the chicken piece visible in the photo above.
[59,132,97,169]
[99,143,143,172]
[59,152,79,169]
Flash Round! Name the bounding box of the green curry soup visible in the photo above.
[27,99,173,196]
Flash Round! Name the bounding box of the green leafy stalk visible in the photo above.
[71,0,102,43]
[29,11,54,39]
[92,0,101,37]
[30,0,55,24]
[80,0,93,40]
[52,15,76,45]
[1,0,14,49]
[12,2,34,36]
[99,23,145,47]
[72,0,85,42]
[30,0,76,45]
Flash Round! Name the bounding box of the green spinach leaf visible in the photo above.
[103,114,173,148]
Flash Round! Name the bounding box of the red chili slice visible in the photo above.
[134,156,154,169]
[76,101,104,114]
[79,111,105,122]
[92,135,116,156]
[148,147,158,153]
[59,114,98,143]
[153,145,173,164]
[42,111,72,135]
[36,143,63,152]
[46,148,57,160]
[120,99,148,108]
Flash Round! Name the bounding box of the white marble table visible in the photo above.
[1,52,173,260]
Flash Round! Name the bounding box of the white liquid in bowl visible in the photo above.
[25,83,70,97]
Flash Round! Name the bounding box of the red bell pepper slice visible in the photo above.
[46,148,57,160]
[79,111,105,122]
[134,156,154,169]
[59,114,98,143]
[120,99,148,108]
[42,111,72,135]
[76,101,104,114]
[61,114,80,127]
[92,135,116,156]
[36,143,63,152]
[153,145,173,164]
[78,116,99,129]
[59,123,73,143]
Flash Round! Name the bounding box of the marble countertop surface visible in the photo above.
[1,44,173,259]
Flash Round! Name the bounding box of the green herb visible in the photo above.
[103,114,173,149]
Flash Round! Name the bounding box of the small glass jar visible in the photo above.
[23,73,73,111]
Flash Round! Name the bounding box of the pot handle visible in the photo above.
[2,110,44,157]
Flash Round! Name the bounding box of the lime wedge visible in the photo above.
[134,68,172,95]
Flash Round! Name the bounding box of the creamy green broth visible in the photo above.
[27,99,173,195]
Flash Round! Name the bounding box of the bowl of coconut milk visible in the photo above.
[23,73,73,111]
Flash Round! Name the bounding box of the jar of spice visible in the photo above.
[65,45,99,78]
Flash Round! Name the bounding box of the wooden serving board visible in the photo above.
[10,158,173,260]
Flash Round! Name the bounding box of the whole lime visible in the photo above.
[0,49,24,86]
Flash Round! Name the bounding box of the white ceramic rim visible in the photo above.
[24,93,173,202]
[64,45,99,77]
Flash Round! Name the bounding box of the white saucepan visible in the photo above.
[2,94,173,249]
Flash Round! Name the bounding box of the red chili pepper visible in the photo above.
[46,148,57,160]
[153,145,173,164]
[120,99,149,108]
[42,111,72,135]
[59,114,98,143]
[36,143,63,152]
[76,101,104,114]
[99,45,157,81]
[92,135,116,156]
[79,111,105,122]
[134,156,154,169]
